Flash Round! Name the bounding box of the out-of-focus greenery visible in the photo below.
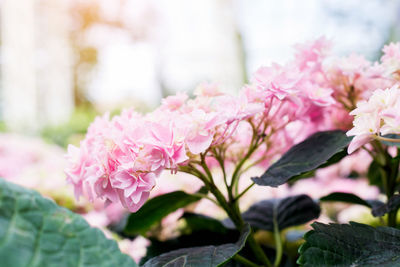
[41,100,153,148]
[41,106,98,147]
[0,121,7,132]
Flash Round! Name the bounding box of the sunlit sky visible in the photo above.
[1,0,399,115]
[83,0,398,108]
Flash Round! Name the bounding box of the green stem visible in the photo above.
[200,153,214,182]
[247,234,272,267]
[388,154,400,227]
[235,182,255,202]
[208,181,271,266]
[212,148,231,200]
[375,135,400,143]
[233,254,260,267]
[181,164,272,267]
[378,149,399,228]
[230,143,259,195]
[190,193,219,205]
[273,206,283,267]
[388,210,397,228]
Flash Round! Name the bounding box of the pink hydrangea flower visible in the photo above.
[66,37,400,215]
[294,36,332,71]
[252,63,303,100]
[347,85,400,153]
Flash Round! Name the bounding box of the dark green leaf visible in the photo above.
[298,222,400,266]
[140,213,235,264]
[252,130,351,187]
[226,195,320,232]
[371,194,400,217]
[320,192,384,217]
[320,192,372,207]
[0,179,137,267]
[140,227,238,265]
[142,224,251,267]
[180,212,229,234]
[367,160,384,188]
[124,190,202,235]
[381,134,400,147]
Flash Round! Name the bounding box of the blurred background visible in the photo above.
[0,0,398,260]
[1,0,400,137]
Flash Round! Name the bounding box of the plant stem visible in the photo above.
[235,182,255,202]
[233,254,260,267]
[181,162,272,266]
[378,149,399,228]
[190,193,219,205]
[206,179,272,266]
[375,135,400,143]
[247,234,272,267]
[230,142,259,196]
[212,148,231,200]
[273,206,283,267]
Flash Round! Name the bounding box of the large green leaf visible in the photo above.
[141,214,237,265]
[252,130,351,187]
[0,179,137,267]
[142,224,251,267]
[238,195,320,231]
[124,190,203,235]
[298,222,400,267]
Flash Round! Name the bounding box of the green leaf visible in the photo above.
[0,179,137,267]
[181,212,229,234]
[226,195,320,232]
[298,222,400,266]
[381,134,400,147]
[140,221,238,265]
[252,130,351,187]
[320,192,373,207]
[142,224,251,267]
[124,190,202,235]
[367,160,384,187]
[320,192,384,217]
[141,213,233,264]
[371,194,400,217]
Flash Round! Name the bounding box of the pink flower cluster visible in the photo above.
[66,38,400,213]
[65,85,265,212]
[347,85,400,153]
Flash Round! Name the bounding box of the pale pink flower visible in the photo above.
[179,109,224,154]
[194,82,224,97]
[301,81,335,107]
[347,85,400,153]
[294,36,332,71]
[381,42,400,72]
[160,92,188,111]
[252,63,303,100]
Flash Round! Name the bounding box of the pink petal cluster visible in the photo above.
[65,85,264,212]
[347,85,400,153]
[66,38,400,213]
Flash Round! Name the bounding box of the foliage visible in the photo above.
[252,131,351,187]
[4,38,400,266]
[141,224,250,267]
[0,179,137,267]
[41,106,98,147]
[124,190,205,235]
[298,222,400,267]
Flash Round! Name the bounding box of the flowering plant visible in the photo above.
[63,37,400,266]
[1,38,400,267]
